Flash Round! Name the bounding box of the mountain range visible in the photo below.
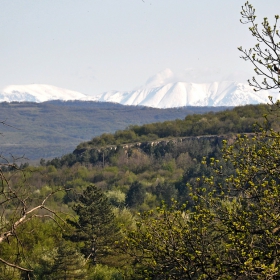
[1,69,279,108]
[96,81,278,107]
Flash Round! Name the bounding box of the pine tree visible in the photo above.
[50,242,86,280]
[66,184,119,265]
[125,181,145,208]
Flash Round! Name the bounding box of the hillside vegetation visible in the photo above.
[0,101,228,160]
[76,103,272,150]
[44,104,273,169]
[1,103,279,279]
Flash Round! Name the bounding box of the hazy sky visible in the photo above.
[0,0,279,96]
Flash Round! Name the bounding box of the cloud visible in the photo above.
[144,68,251,89]
[145,68,175,88]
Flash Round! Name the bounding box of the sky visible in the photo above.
[0,0,279,96]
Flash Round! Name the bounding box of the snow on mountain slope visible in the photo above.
[0,84,94,102]
[96,81,280,108]
[1,81,279,108]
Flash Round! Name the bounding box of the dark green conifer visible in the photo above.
[51,242,86,280]
[66,184,119,265]
[125,181,145,208]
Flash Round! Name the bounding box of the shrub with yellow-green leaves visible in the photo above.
[121,124,280,279]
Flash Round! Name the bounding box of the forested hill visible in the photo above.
[0,101,228,160]
[77,104,273,149]
[48,104,275,167]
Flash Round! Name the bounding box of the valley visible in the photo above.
[0,100,228,161]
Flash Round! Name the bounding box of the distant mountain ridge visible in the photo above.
[96,81,278,107]
[0,84,92,103]
[1,81,279,108]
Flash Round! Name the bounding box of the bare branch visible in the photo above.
[239,2,280,92]
[0,257,32,272]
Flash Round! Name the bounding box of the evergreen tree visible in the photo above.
[155,182,178,207]
[125,182,145,208]
[45,242,86,280]
[66,184,119,266]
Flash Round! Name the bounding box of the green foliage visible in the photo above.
[66,185,120,266]
[0,162,68,276]
[45,103,273,173]
[120,5,280,275]
[122,125,280,278]
[106,190,126,208]
[154,182,178,207]
[48,242,87,280]
[34,241,87,280]
[0,266,21,280]
[125,182,146,209]
[75,104,269,153]
[0,101,222,160]
[87,264,123,280]
[11,135,229,212]
[121,201,215,279]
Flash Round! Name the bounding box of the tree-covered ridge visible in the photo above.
[77,104,272,150]
[0,101,227,160]
[47,103,272,170]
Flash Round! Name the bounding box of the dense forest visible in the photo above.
[48,103,273,168]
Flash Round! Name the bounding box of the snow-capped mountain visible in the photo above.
[93,68,279,107]
[96,81,279,108]
[1,72,279,108]
[0,84,93,103]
